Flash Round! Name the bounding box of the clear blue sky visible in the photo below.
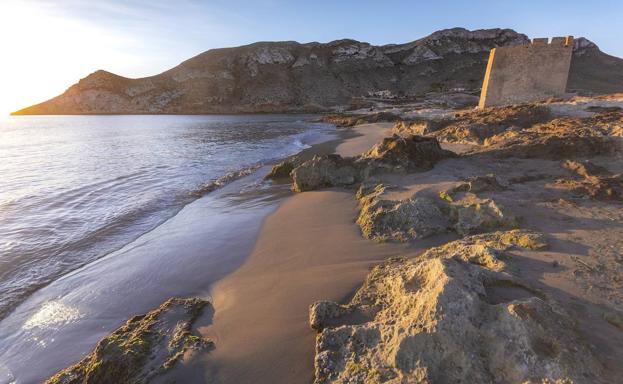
[1,0,621,114]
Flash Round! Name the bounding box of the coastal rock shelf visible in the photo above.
[309,231,605,384]
[45,298,213,384]
[355,183,518,242]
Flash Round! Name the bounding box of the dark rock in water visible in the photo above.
[361,134,456,172]
[45,297,213,384]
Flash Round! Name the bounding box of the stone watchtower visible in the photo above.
[478,36,574,108]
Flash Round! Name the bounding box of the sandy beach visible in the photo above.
[160,122,457,383]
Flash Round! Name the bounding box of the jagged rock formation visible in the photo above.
[555,159,623,200]
[355,184,517,242]
[360,135,456,172]
[13,28,623,115]
[321,112,402,127]
[290,136,454,192]
[291,154,366,192]
[45,298,212,384]
[483,111,623,159]
[310,231,607,384]
[396,107,623,160]
[394,104,552,145]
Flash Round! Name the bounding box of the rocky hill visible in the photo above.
[12,28,623,115]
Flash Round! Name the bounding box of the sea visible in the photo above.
[0,114,335,383]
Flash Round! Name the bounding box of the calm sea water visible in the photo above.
[0,114,333,320]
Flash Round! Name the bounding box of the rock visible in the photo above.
[291,155,364,192]
[265,156,301,179]
[452,197,518,236]
[321,112,401,127]
[356,185,449,242]
[555,159,623,200]
[356,184,517,242]
[45,298,213,384]
[360,135,456,172]
[483,112,623,159]
[585,105,622,114]
[309,301,351,331]
[445,174,507,199]
[290,136,454,192]
[561,159,609,178]
[392,120,444,137]
[311,232,605,384]
[432,104,552,145]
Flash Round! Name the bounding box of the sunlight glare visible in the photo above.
[0,0,140,115]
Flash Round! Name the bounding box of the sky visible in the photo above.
[1,0,621,115]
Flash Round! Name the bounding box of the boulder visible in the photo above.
[265,156,302,180]
[310,232,605,384]
[360,134,456,172]
[291,155,364,192]
[356,187,449,242]
[45,298,212,384]
[290,136,454,192]
[356,184,517,242]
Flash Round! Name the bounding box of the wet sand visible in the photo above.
[173,123,450,383]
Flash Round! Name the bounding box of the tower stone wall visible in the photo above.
[479,36,573,108]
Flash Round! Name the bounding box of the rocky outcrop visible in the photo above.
[265,155,304,180]
[291,136,454,192]
[356,184,517,242]
[45,298,212,384]
[440,174,507,202]
[360,135,456,172]
[484,113,623,159]
[555,160,623,200]
[356,185,450,242]
[395,104,552,145]
[310,231,606,384]
[13,28,623,115]
[291,155,365,192]
[321,112,401,127]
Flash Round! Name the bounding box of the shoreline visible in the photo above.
[0,120,343,384]
[163,122,457,383]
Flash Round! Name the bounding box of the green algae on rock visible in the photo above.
[45,297,213,384]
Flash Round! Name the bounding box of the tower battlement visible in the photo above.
[478,36,574,108]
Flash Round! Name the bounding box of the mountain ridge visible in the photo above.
[12,27,623,115]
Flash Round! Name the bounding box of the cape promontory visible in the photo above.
[12,27,623,115]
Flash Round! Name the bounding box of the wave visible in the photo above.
[189,163,264,197]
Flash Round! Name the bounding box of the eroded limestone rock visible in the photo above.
[555,159,623,200]
[310,232,604,384]
[291,136,454,192]
[360,135,456,172]
[291,155,365,192]
[356,184,517,242]
[45,298,212,384]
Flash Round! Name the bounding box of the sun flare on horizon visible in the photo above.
[0,1,141,116]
